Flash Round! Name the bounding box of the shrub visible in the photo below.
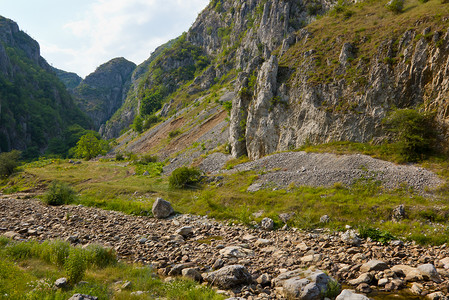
[169,167,202,189]
[65,247,87,284]
[385,0,404,13]
[168,129,181,139]
[138,154,158,164]
[383,108,436,162]
[84,244,117,268]
[42,181,77,206]
[0,150,21,178]
[115,152,124,161]
[359,226,395,244]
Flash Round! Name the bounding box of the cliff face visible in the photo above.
[52,67,82,91]
[72,57,136,130]
[0,16,90,157]
[109,0,449,161]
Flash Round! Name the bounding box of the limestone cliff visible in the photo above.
[72,57,136,130]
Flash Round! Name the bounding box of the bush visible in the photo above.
[385,0,404,13]
[383,108,436,162]
[168,129,181,138]
[65,247,87,284]
[42,181,77,206]
[169,167,202,189]
[84,244,117,268]
[359,226,395,244]
[0,150,21,178]
[115,152,124,161]
[138,154,158,164]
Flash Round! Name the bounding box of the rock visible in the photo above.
[279,212,295,223]
[348,273,372,286]
[341,230,361,246]
[254,238,271,247]
[410,282,423,295]
[378,278,389,286]
[427,292,448,300]
[121,280,132,289]
[203,265,252,289]
[301,254,322,264]
[336,289,371,300]
[301,282,321,300]
[182,268,202,282]
[283,277,310,298]
[256,273,271,286]
[440,257,449,269]
[392,204,406,221]
[213,258,224,270]
[320,215,330,224]
[3,231,19,239]
[360,260,389,273]
[219,246,255,258]
[168,263,191,276]
[54,277,68,288]
[355,283,371,294]
[68,295,98,300]
[152,198,174,219]
[391,265,422,282]
[143,171,150,176]
[417,264,442,282]
[260,217,274,230]
[176,226,193,237]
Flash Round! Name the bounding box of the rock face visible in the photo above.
[73,57,136,130]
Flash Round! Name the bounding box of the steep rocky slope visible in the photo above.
[111,0,449,165]
[52,67,82,91]
[72,57,136,130]
[0,16,90,157]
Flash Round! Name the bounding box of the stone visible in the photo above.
[54,277,67,288]
[355,283,371,294]
[360,260,389,273]
[182,268,202,282]
[213,258,224,270]
[391,265,422,282]
[68,295,98,300]
[410,282,423,295]
[256,273,271,286]
[440,257,449,269]
[336,289,370,300]
[121,280,132,289]
[392,204,405,221]
[254,238,271,247]
[219,246,255,258]
[301,254,322,263]
[279,212,295,223]
[3,231,19,239]
[203,265,252,289]
[320,215,330,224]
[260,217,274,230]
[417,263,442,282]
[341,230,361,246]
[301,282,321,300]
[426,292,448,300]
[142,171,150,176]
[348,273,372,286]
[378,278,389,286]
[283,277,310,298]
[176,226,193,237]
[152,198,174,219]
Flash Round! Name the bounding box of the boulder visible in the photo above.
[417,264,442,283]
[283,277,310,298]
[68,295,98,300]
[152,198,174,219]
[341,230,361,246]
[54,277,67,288]
[176,226,193,237]
[182,268,202,282]
[260,217,274,230]
[203,265,252,289]
[320,215,330,223]
[348,273,373,286]
[360,260,389,273]
[336,289,371,300]
[426,292,448,300]
[392,204,405,221]
[219,246,255,258]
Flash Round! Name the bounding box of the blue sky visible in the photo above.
[0,0,209,78]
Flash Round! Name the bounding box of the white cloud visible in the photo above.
[43,0,209,77]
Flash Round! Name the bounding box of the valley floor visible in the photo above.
[1,197,448,299]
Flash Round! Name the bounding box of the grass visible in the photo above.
[0,238,224,299]
[4,153,449,245]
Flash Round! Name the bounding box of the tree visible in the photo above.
[74,133,109,160]
[0,150,21,178]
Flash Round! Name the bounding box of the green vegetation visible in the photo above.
[42,181,77,206]
[385,0,404,13]
[169,166,202,189]
[359,225,395,244]
[0,237,222,299]
[383,108,436,162]
[0,27,91,159]
[0,150,21,178]
[74,132,110,160]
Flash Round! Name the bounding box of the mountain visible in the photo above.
[110,0,449,163]
[0,16,91,158]
[52,67,82,91]
[71,57,136,130]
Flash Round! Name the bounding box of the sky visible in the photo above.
[0,0,210,78]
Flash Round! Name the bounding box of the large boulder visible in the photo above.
[203,265,252,289]
[152,198,174,219]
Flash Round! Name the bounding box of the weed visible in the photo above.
[359,225,395,244]
[65,247,87,284]
[42,181,77,206]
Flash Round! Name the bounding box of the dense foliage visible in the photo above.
[0,150,21,178]
[169,166,202,189]
[73,132,110,160]
[0,25,91,159]
[383,108,437,162]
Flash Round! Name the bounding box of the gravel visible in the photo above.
[223,151,442,192]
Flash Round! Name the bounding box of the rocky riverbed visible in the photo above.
[1,197,449,299]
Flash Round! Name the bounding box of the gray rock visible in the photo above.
[219,246,255,258]
[256,273,271,286]
[417,263,441,282]
[360,260,389,273]
[279,212,295,223]
[426,292,448,300]
[341,230,361,246]
[301,282,321,300]
[152,198,174,219]
[182,268,202,282]
[68,294,98,300]
[143,171,150,176]
[283,277,310,298]
[336,289,370,300]
[176,226,193,237]
[320,215,330,223]
[203,265,252,289]
[348,273,373,286]
[260,217,274,230]
[54,277,67,288]
[392,204,405,221]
